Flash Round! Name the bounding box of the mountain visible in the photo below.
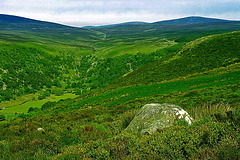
[153,16,230,25]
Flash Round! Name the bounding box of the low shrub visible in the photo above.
[28,107,40,113]
[186,102,232,122]
[41,101,57,111]
[38,94,47,100]
[0,114,6,121]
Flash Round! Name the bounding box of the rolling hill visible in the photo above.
[109,31,240,88]
[153,16,230,25]
[0,15,240,105]
[93,16,240,40]
[0,28,239,159]
[0,15,99,102]
[88,16,240,58]
[83,21,148,29]
[0,14,98,40]
[0,14,239,159]
[84,16,230,29]
[1,14,240,58]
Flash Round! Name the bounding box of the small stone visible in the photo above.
[37,128,44,131]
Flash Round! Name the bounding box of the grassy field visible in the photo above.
[0,31,94,58]
[0,93,78,118]
[93,37,176,58]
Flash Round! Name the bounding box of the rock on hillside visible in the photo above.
[125,103,193,135]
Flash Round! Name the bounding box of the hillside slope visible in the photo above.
[109,31,240,89]
[0,16,239,106]
[0,32,239,159]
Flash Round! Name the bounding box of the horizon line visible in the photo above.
[0,13,239,28]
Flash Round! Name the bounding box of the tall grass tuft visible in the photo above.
[187,102,232,122]
[122,110,138,129]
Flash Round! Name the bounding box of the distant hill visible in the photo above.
[91,16,240,40]
[84,16,231,29]
[83,21,147,29]
[0,14,74,29]
[0,14,99,40]
[0,14,55,23]
[153,16,230,25]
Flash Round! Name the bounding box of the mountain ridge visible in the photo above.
[153,16,230,25]
[83,16,234,28]
[0,14,238,31]
[0,14,76,29]
[83,21,148,29]
[0,14,102,43]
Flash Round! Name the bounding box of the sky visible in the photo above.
[0,0,240,27]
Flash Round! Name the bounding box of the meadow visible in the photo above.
[1,93,78,114]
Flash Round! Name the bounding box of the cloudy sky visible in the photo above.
[0,0,240,27]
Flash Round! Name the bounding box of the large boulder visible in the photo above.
[125,103,193,135]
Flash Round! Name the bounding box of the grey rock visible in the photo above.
[125,103,193,135]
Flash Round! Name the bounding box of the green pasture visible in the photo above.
[94,37,176,58]
[0,32,94,58]
[0,93,78,114]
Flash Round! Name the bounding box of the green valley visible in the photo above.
[0,14,239,159]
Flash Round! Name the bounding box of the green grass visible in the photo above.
[109,31,240,88]
[1,93,78,114]
[0,64,238,159]
[0,33,94,58]
[53,65,240,113]
[94,37,176,58]
[1,21,240,105]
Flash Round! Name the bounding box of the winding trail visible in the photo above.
[102,32,107,40]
